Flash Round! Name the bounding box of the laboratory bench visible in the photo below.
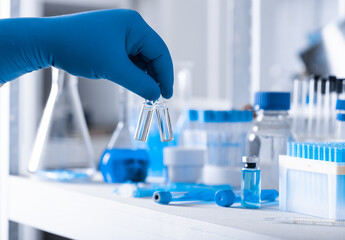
[4,175,345,240]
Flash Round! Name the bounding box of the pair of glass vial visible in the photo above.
[134,97,174,142]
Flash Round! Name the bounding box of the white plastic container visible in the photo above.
[279,155,345,220]
[203,110,252,187]
[163,146,205,183]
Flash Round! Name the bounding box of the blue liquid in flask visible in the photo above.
[99,148,149,183]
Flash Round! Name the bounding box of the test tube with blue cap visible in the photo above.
[153,188,278,206]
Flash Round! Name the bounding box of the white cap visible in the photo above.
[163,146,205,166]
[163,146,205,183]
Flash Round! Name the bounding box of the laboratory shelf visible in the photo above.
[7,176,345,240]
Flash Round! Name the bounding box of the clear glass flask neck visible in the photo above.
[107,86,133,149]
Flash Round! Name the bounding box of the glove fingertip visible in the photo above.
[149,89,161,101]
[161,87,173,99]
[138,83,161,101]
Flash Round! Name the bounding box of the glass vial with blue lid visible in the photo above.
[241,156,261,209]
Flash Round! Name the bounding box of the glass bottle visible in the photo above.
[241,156,261,209]
[28,68,96,181]
[99,86,150,183]
[246,92,293,190]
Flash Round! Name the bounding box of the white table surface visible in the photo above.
[7,175,345,240]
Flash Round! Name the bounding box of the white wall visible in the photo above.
[256,0,339,95]
[137,0,209,99]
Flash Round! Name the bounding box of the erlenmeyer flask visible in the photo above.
[28,68,96,181]
[99,86,149,183]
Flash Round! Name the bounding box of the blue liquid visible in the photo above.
[99,148,149,183]
[241,169,261,208]
[147,125,175,177]
[35,169,91,182]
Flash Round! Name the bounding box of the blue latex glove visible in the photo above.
[0,9,173,100]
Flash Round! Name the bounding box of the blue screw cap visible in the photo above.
[336,99,345,111]
[188,109,199,121]
[337,113,345,121]
[201,110,217,122]
[215,189,236,207]
[243,110,253,122]
[153,191,172,204]
[216,111,229,122]
[254,92,290,111]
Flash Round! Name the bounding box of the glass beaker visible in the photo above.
[99,86,150,183]
[28,68,96,182]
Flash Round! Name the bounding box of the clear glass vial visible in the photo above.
[134,96,173,142]
[134,100,155,142]
[241,156,261,209]
[28,68,96,182]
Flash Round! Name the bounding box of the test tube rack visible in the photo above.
[279,142,345,220]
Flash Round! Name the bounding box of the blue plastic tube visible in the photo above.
[153,189,217,204]
[215,189,278,207]
[153,189,278,205]
[115,183,231,198]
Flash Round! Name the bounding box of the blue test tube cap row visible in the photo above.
[287,142,345,162]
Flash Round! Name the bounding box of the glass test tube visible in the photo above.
[134,97,174,142]
[307,77,317,137]
[315,79,324,138]
[324,80,331,138]
[292,77,308,138]
[134,100,155,142]
[155,98,174,142]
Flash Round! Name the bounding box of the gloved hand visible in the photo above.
[0,9,173,100]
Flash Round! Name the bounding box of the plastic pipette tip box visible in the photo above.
[280,142,345,220]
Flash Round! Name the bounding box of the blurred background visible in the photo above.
[17,0,341,154]
[2,0,345,239]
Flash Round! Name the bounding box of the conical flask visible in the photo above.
[28,68,96,181]
[99,86,149,183]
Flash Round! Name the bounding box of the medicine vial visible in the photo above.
[241,156,261,209]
